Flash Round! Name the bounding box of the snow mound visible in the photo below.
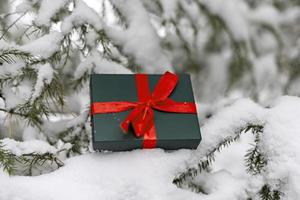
[0,150,196,200]
[262,96,300,199]
[1,96,300,199]
[198,99,266,158]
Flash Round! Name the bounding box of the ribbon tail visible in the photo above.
[143,124,157,149]
[136,108,156,149]
[120,106,141,134]
[131,108,154,137]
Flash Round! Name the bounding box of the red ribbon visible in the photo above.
[91,71,197,148]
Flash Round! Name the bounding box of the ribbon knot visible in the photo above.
[91,71,197,148]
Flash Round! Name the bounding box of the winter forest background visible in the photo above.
[0,0,299,199]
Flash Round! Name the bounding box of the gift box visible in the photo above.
[90,72,201,151]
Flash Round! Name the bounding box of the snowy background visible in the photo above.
[0,0,300,199]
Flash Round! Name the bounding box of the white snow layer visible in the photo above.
[0,31,62,60]
[20,31,63,58]
[198,99,266,158]
[200,0,298,41]
[35,0,69,27]
[1,96,300,199]
[262,97,300,199]
[31,63,54,101]
[61,0,103,33]
[1,138,57,156]
[203,0,250,40]
[106,0,171,73]
[74,50,132,79]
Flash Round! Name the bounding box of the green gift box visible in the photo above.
[90,72,201,151]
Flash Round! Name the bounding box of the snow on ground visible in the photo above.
[0,150,200,200]
[1,96,300,200]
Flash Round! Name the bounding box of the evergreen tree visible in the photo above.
[0,0,299,198]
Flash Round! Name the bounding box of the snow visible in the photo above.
[43,111,89,137]
[200,0,297,41]
[22,125,42,141]
[20,31,63,58]
[15,0,37,13]
[1,0,300,199]
[249,5,300,26]
[74,50,132,80]
[61,0,103,33]
[2,84,27,109]
[262,97,300,199]
[1,96,300,199]
[160,0,179,20]
[1,138,57,156]
[203,0,250,40]
[252,53,282,103]
[105,0,171,73]
[249,4,280,26]
[85,30,99,47]
[0,61,26,77]
[192,170,249,199]
[31,63,54,101]
[0,31,62,60]
[0,40,18,52]
[188,96,300,199]
[280,7,300,24]
[0,150,197,200]
[35,0,69,27]
[194,99,266,159]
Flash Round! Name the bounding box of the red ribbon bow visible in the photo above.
[91,71,197,148]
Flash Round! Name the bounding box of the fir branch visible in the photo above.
[0,69,64,128]
[72,70,89,90]
[19,73,65,127]
[98,30,112,56]
[0,107,29,118]
[181,180,209,194]
[0,49,38,65]
[0,142,18,175]
[0,12,26,40]
[50,111,90,156]
[244,125,267,175]
[196,2,253,88]
[20,152,64,176]
[108,0,128,28]
[173,123,285,199]
[61,34,72,67]
[173,123,264,187]
[259,184,282,200]
[0,141,65,176]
